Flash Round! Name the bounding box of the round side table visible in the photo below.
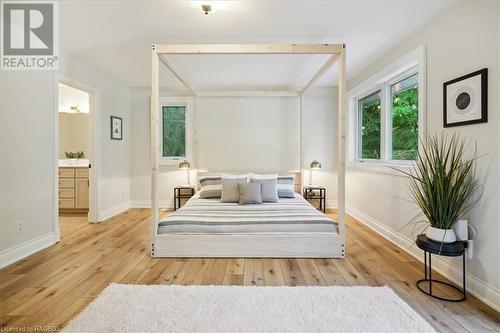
[415,234,467,302]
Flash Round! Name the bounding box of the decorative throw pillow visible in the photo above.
[238,183,263,205]
[221,177,248,203]
[277,175,295,198]
[199,177,222,198]
[250,177,278,202]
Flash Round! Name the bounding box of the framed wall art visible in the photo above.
[110,116,123,140]
[443,68,487,127]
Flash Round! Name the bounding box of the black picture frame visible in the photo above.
[443,68,487,127]
[110,116,123,140]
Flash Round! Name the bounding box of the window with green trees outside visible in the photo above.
[391,73,418,160]
[162,106,186,158]
[358,91,381,159]
[356,71,419,161]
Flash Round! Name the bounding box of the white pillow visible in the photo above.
[222,174,250,183]
[248,173,279,179]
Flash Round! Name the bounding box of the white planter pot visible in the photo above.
[426,226,457,243]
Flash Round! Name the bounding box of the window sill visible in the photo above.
[347,161,414,177]
[160,158,186,167]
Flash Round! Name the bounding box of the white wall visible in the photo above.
[59,113,90,159]
[197,96,300,172]
[60,53,132,219]
[303,87,338,205]
[346,1,499,310]
[0,52,132,267]
[0,70,58,263]
[130,87,338,208]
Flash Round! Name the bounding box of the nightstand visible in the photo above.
[303,186,326,213]
[173,186,195,211]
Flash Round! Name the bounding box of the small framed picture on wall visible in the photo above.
[443,68,487,127]
[110,116,123,140]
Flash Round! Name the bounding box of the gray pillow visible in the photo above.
[221,177,247,203]
[238,183,263,205]
[277,176,295,198]
[250,178,278,202]
[199,177,222,198]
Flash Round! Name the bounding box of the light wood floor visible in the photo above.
[0,209,498,332]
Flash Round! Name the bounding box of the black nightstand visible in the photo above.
[173,186,195,211]
[303,186,326,213]
[416,234,467,302]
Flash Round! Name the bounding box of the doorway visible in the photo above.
[54,75,100,240]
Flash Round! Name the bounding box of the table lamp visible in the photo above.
[309,160,321,185]
[178,160,191,187]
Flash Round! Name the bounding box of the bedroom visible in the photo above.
[0,1,499,332]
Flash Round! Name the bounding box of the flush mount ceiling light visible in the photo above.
[190,1,230,15]
[201,4,212,15]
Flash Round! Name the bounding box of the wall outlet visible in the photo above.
[16,220,23,233]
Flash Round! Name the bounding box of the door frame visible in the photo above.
[54,74,101,240]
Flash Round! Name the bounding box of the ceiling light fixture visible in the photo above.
[59,105,85,114]
[190,1,230,15]
[201,4,212,15]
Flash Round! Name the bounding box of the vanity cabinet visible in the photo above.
[59,167,89,211]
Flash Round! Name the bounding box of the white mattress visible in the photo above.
[158,193,338,235]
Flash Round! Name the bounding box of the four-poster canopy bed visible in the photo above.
[150,43,346,258]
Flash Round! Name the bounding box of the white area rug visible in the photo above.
[64,284,435,333]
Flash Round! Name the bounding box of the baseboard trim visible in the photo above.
[326,200,337,209]
[130,200,174,209]
[347,205,500,312]
[0,232,57,269]
[97,201,132,222]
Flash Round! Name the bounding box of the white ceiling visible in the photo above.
[60,1,456,91]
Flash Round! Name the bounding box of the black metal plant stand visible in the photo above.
[415,234,467,302]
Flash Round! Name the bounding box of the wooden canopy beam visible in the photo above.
[155,43,342,55]
[196,90,298,97]
[158,55,197,96]
[299,54,339,96]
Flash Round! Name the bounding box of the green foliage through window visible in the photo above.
[391,74,418,160]
[358,91,381,159]
[162,106,186,157]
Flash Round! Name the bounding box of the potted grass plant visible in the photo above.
[397,133,482,243]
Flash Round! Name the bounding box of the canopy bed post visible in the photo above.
[337,44,346,256]
[150,44,160,255]
[299,95,304,193]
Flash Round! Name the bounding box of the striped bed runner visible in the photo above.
[158,194,338,235]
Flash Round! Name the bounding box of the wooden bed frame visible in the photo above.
[150,43,346,258]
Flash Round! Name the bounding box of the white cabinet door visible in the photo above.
[75,178,89,209]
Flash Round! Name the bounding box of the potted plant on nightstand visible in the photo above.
[397,133,482,243]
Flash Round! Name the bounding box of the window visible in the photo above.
[354,69,420,163]
[160,98,191,165]
[162,106,186,158]
[391,73,418,160]
[358,91,381,159]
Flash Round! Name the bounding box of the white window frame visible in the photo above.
[347,45,426,175]
[159,97,192,166]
